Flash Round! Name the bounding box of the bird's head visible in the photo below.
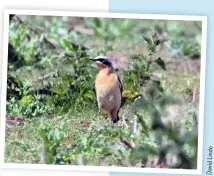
[90,56,113,70]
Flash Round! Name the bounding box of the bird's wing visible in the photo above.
[117,75,123,96]
[93,87,98,106]
[93,87,96,94]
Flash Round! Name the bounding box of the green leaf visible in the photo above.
[93,18,102,27]
[62,39,73,52]
[131,145,157,160]
[154,57,166,71]
[142,35,151,44]
[19,95,34,105]
[158,95,179,107]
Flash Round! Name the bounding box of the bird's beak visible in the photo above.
[89,58,96,61]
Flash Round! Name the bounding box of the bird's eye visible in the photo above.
[102,60,109,65]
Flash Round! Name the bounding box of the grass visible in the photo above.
[5,107,96,163]
[5,70,199,165]
[5,15,201,168]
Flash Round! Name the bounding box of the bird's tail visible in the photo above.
[112,115,119,123]
[111,110,120,123]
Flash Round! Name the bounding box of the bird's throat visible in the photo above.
[99,66,113,75]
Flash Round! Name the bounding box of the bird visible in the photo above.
[90,56,123,123]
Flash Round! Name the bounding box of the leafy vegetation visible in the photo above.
[5,15,201,169]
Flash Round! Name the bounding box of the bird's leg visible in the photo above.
[111,109,120,124]
[98,108,101,123]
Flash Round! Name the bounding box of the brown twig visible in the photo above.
[42,139,47,164]
[119,136,134,149]
[192,86,197,103]
[121,94,142,107]
[37,71,58,81]
[14,15,58,51]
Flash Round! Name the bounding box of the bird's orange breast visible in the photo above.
[95,68,119,96]
[95,67,122,119]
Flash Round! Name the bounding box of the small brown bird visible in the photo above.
[90,56,122,123]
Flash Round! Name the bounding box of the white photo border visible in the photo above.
[0,9,208,175]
